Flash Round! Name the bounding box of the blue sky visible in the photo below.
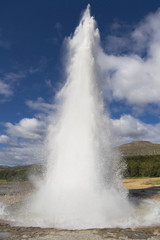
[1,0,160,165]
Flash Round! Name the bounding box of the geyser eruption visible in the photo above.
[2,5,160,229]
[27,5,132,229]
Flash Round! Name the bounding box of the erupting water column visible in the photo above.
[29,5,132,229]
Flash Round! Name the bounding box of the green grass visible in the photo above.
[145,180,160,185]
[0,179,9,184]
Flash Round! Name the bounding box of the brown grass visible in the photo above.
[123,177,160,189]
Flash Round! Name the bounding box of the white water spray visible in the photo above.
[27,5,133,229]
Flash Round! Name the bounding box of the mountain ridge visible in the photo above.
[119,141,160,156]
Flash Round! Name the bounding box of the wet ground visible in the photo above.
[0,182,33,206]
[1,182,160,239]
[1,220,160,240]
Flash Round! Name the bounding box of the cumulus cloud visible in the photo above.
[99,8,160,107]
[0,117,47,165]
[0,134,19,147]
[99,9,160,146]
[5,118,46,140]
[111,115,160,145]
[105,21,133,54]
[0,135,10,145]
[0,145,45,166]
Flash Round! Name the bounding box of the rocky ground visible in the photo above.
[1,180,160,239]
[1,221,160,240]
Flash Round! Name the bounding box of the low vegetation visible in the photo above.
[0,155,160,182]
[119,141,160,156]
[0,164,44,183]
[1,141,160,182]
[124,155,160,177]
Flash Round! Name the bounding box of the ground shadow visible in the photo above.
[129,186,160,199]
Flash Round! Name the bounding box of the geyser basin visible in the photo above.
[1,5,160,229]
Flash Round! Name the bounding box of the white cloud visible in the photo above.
[6,118,46,140]
[0,134,18,146]
[99,9,160,107]
[45,79,53,89]
[111,115,160,145]
[28,67,41,74]
[55,22,62,37]
[105,21,133,54]
[0,80,12,97]
[0,117,47,165]
[0,145,45,166]
[0,135,10,145]
[0,71,26,100]
[3,72,25,81]
[26,97,55,113]
[0,115,48,165]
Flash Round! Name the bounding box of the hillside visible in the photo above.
[119,141,160,156]
[0,164,44,183]
[1,141,160,181]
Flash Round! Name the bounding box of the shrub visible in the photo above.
[124,155,160,177]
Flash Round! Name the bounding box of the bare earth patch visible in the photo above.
[123,177,160,189]
[123,177,160,201]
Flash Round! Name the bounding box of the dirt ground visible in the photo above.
[123,177,160,201]
[1,221,160,240]
[123,177,160,190]
[1,179,160,239]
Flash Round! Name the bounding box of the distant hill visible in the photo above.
[1,141,160,181]
[0,165,10,170]
[119,141,160,156]
[0,164,44,182]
